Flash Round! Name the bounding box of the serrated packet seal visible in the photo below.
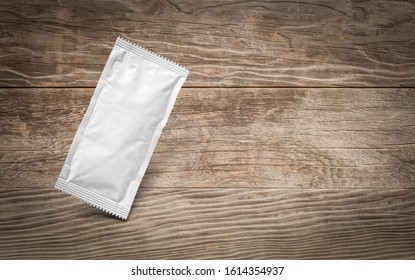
[55,37,189,219]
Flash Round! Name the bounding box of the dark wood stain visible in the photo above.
[0,0,414,259]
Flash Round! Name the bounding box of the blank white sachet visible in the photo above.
[55,37,189,219]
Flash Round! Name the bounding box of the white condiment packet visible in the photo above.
[55,36,189,219]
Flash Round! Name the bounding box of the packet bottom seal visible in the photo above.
[56,178,130,219]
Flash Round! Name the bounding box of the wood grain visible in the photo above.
[0,0,414,87]
[1,1,414,260]
[1,88,414,190]
[0,187,414,259]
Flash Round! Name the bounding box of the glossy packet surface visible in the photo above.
[55,37,189,219]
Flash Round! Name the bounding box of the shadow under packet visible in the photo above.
[55,36,189,220]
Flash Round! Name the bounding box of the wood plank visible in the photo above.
[1,88,414,189]
[0,0,414,87]
[0,187,414,259]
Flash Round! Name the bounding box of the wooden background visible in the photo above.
[0,0,414,259]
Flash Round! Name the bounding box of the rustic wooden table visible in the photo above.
[1,0,414,259]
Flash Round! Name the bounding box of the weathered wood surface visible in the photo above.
[1,1,415,260]
[1,87,414,258]
[0,0,414,87]
[1,88,414,190]
[0,187,414,259]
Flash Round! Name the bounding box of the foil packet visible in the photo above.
[55,37,189,219]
